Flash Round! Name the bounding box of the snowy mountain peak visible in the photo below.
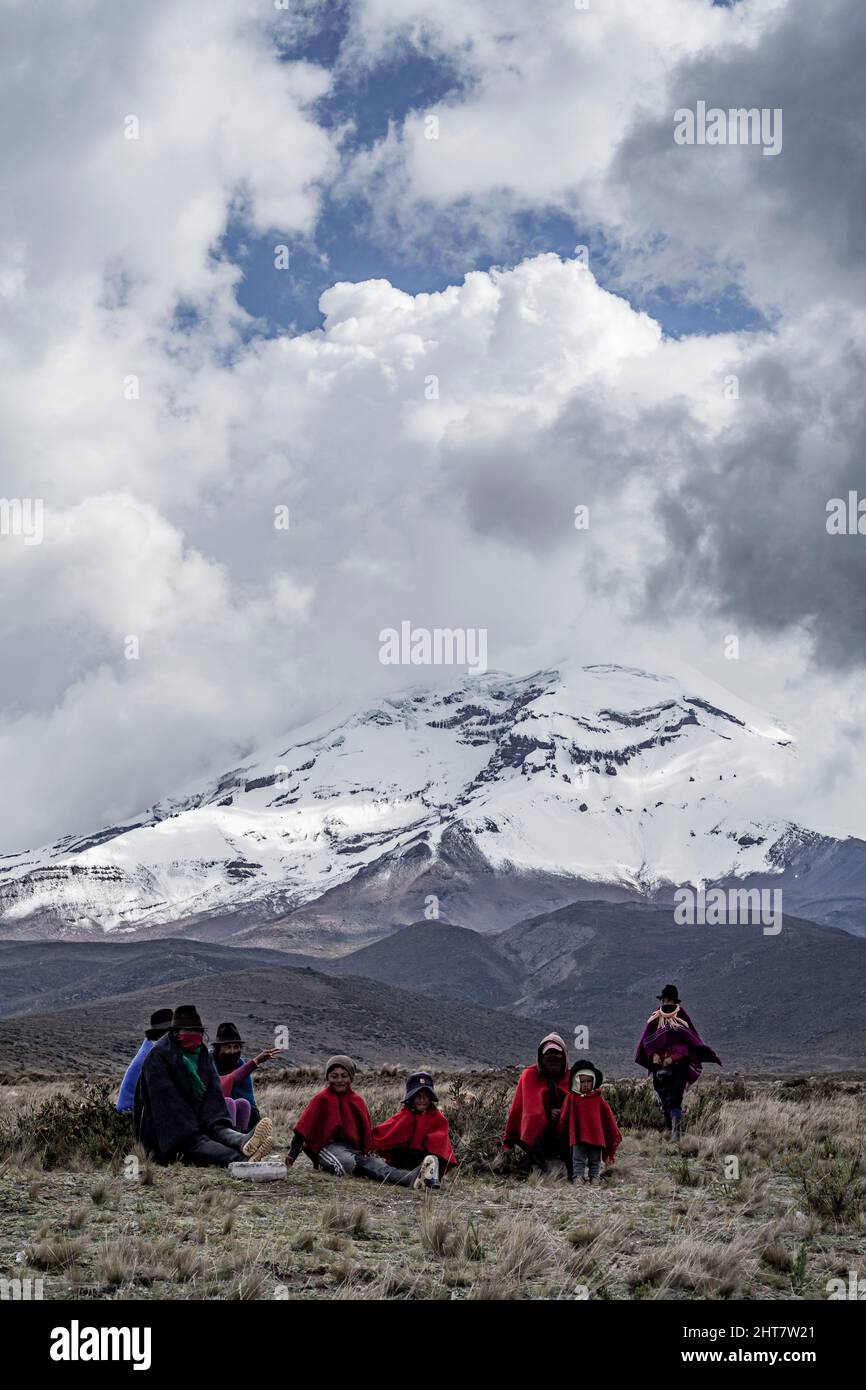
[0,662,839,941]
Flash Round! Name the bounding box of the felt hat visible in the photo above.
[403,1070,438,1104]
[325,1054,357,1081]
[214,1021,244,1046]
[171,1004,204,1032]
[145,1009,173,1041]
[570,1059,603,1091]
[657,983,681,1002]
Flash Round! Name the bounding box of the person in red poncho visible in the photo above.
[286,1055,440,1189]
[502,1032,572,1176]
[558,1059,621,1184]
[372,1071,456,1186]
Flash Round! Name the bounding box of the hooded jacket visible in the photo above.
[133,1034,232,1164]
[503,1033,570,1150]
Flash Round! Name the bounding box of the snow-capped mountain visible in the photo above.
[2,662,865,943]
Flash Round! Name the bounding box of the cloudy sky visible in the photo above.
[1,0,864,850]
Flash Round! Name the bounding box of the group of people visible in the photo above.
[502,985,721,1179]
[116,984,720,1189]
[118,1006,454,1189]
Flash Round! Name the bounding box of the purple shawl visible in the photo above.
[634,1004,722,1085]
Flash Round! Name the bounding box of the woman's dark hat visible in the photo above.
[145,1008,173,1041]
[657,984,681,1002]
[171,1004,204,1031]
[570,1059,603,1090]
[404,1070,438,1104]
[214,1021,244,1046]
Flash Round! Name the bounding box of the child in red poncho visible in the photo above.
[559,1059,622,1184]
[286,1055,439,1190]
[502,1032,571,1175]
[372,1071,456,1186]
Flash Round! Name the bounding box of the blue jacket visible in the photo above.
[116,1038,154,1113]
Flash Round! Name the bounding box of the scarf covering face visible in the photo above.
[371,1105,457,1167]
[293,1086,374,1156]
[558,1091,622,1162]
[212,1048,241,1076]
[503,1064,570,1148]
[634,1004,722,1083]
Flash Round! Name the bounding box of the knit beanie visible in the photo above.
[325,1054,357,1081]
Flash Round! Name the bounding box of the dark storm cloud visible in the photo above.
[609,0,866,314]
[643,337,866,668]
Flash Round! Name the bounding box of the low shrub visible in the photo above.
[0,1082,132,1169]
[788,1140,864,1224]
[445,1078,513,1170]
[603,1080,663,1131]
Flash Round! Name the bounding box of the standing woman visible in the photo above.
[634,984,721,1139]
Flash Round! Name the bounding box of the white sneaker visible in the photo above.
[414,1155,440,1190]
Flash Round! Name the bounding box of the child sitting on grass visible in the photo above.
[371,1071,456,1185]
[558,1059,622,1184]
[286,1055,439,1190]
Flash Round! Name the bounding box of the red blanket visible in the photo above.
[294,1087,374,1156]
[504,1066,570,1148]
[558,1092,622,1162]
[372,1107,457,1167]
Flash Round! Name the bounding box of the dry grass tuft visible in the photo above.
[321,1199,370,1238]
[421,1207,462,1258]
[29,1234,87,1271]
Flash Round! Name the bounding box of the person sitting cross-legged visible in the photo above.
[286,1055,439,1190]
[134,1004,274,1168]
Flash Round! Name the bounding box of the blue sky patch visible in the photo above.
[220,2,765,342]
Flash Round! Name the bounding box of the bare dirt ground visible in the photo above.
[1,1073,863,1301]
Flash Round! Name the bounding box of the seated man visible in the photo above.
[116,1008,173,1113]
[502,1032,572,1175]
[286,1055,438,1189]
[371,1071,456,1187]
[134,1004,273,1167]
